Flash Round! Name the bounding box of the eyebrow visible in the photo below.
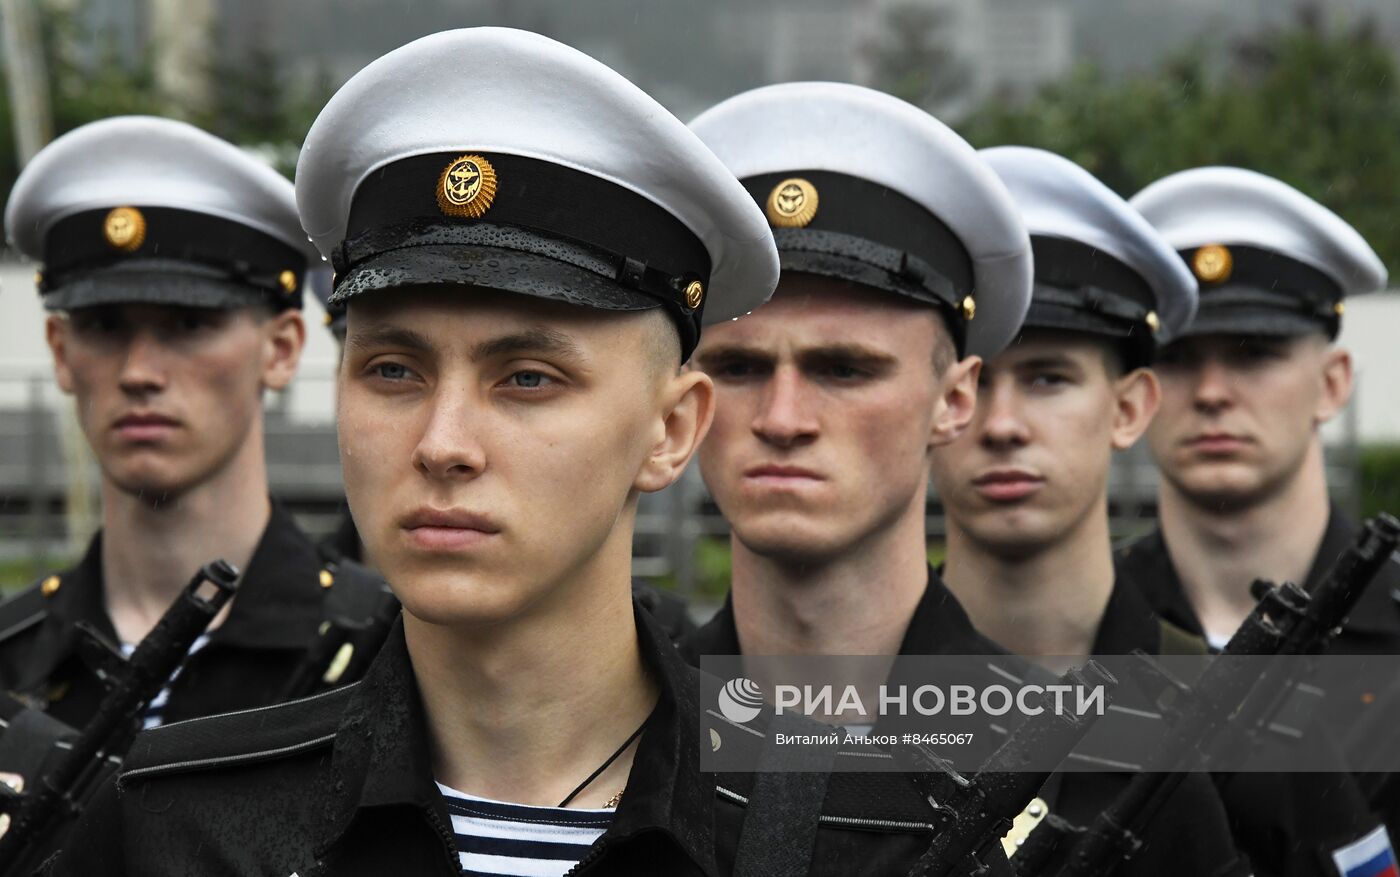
[346,319,590,370]
[470,327,586,364]
[696,342,898,366]
[1012,354,1081,371]
[345,325,435,354]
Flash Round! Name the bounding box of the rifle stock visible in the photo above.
[1018,512,1400,877]
[0,559,238,875]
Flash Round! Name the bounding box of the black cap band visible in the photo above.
[1183,245,1343,339]
[41,206,306,309]
[332,152,711,357]
[1021,235,1159,368]
[739,170,974,353]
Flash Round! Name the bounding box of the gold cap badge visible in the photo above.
[961,296,977,321]
[1192,244,1232,284]
[437,154,498,218]
[684,280,705,310]
[103,206,146,252]
[278,270,298,293]
[766,178,819,228]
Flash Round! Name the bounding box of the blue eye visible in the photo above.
[511,371,547,388]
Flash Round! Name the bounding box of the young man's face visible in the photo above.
[929,332,1158,558]
[1146,333,1352,510]
[338,287,710,626]
[692,275,977,565]
[46,302,304,502]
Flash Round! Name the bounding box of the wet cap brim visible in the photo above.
[776,248,965,350]
[42,260,285,312]
[1017,299,1157,367]
[1181,301,1333,338]
[329,242,696,353]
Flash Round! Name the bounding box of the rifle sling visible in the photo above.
[733,712,837,877]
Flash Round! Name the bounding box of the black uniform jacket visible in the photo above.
[682,567,1244,877]
[45,604,970,877]
[1118,506,1400,870]
[0,502,333,729]
[1118,503,1400,658]
[680,564,1004,663]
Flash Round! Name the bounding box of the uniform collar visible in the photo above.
[321,602,718,875]
[44,500,325,652]
[45,533,116,640]
[1120,503,1400,641]
[902,564,1005,655]
[681,565,999,659]
[1117,528,1207,638]
[1091,574,1163,655]
[212,500,326,650]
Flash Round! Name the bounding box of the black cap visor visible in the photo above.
[1183,286,1338,339]
[330,241,696,353]
[1018,298,1157,368]
[777,246,963,341]
[43,259,283,312]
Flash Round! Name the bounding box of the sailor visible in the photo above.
[45,29,988,877]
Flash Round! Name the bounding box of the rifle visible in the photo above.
[1014,512,1400,877]
[0,559,239,875]
[905,662,1118,877]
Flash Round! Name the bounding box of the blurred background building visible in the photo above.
[2,0,1398,598]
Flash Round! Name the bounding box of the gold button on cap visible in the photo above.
[319,569,335,589]
[1145,311,1161,334]
[41,575,61,597]
[961,296,976,321]
[684,279,705,309]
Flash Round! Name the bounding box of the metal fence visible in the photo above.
[0,370,1364,599]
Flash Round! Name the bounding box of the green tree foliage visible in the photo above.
[865,1,969,111]
[0,2,333,210]
[193,33,335,177]
[961,8,1400,274]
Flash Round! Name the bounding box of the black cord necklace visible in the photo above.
[556,717,649,808]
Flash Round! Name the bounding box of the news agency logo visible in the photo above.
[718,677,764,724]
[717,676,1110,724]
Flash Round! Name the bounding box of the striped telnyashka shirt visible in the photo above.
[119,633,211,730]
[436,783,613,877]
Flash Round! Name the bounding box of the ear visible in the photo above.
[929,355,980,447]
[1109,367,1161,450]
[45,315,76,394]
[1314,346,1353,425]
[634,369,715,494]
[260,309,306,391]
